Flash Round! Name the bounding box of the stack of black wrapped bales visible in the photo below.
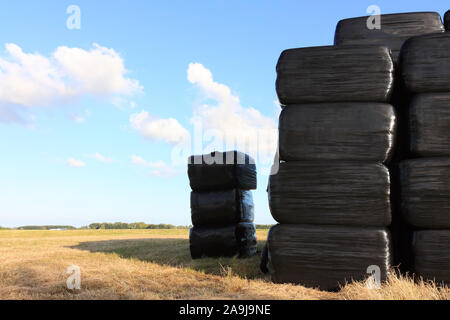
[188,151,257,259]
[399,32,450,284]
[334,11,445,270]
[263,45,396,290]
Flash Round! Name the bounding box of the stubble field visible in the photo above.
[0,229,448,300]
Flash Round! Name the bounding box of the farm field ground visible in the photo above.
[0,229,448,300]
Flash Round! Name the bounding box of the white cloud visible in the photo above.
[187,63,277,160]
[73,109,91,124]
[71,114,85,124]
[70,109,91,124]
[54,44,141,96]
[129,111,190,145]
[90,152,113,163]
[131,155,178,177]
[131,155,148,166]
[0,43,141,123]
[67,158,85,168]
[128,63,278,165]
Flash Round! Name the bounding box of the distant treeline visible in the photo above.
[86,222,190,230]
[10,223,274,230]
[17,225,77,230]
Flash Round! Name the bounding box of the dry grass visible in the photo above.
[0,229,448,300]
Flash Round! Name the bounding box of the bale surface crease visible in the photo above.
[334,12,444,62]
[409,93,450,156]
[279,103,396,163]
[402,32,450,93]
[269,162,391,227]
[266,225,392,290]
[276,45,394,104]
[412,230,450,284]
[400,158,450,229]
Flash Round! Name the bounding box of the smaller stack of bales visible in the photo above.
[399,32,450,284]
[263,45,396,290]
[188,151,257,259]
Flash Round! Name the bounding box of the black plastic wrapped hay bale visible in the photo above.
[409,93,450,157]
[279,103,396,163]
[445,10,450,31]
[265,225,392,290]
[412,230,450,284]
[191,189,254,226]
[402,32,450,93]
[276,45,394,105]
[268,162,391,227]
[190,223,257,259]
[400,158,450,229]
[188,151,256,192]
[334,12,444,63]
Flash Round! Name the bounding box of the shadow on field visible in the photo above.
[69,238,268,280]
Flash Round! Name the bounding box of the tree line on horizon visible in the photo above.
[1,223,274,230]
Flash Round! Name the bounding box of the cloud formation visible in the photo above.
[0,43,141,123]
[67,158,86,168]
[131,155,178,177]
[129,63,278,165]
[129,111,190,145]
[70,109,90,124]
[187,63,277,160]
[91,152,114,163]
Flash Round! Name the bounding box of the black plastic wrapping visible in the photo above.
[279,103,396,163]
[400,158,450,229]
[236,222,258,258]
[334,12,444,63]
[276,45,394,105]
[412,230,450,284]
[188,151,256,192]
[190,189,254,226]
[445,10,450,31]
[401,32,450,93]
[265,225,392,290]
[269,162,391,227]
[409,93,450,157]
[189,223,257,259]
[260,243,269,274]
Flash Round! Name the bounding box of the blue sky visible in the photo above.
[0,1,448,228]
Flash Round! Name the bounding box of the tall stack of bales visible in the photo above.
[188,151,257,259]
[399,32,450,284]
[334,12,445,269]
[262,45,396,290]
